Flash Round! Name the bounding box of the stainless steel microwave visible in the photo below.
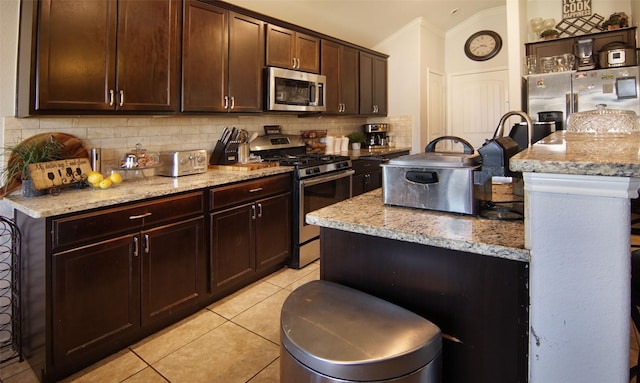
[266,67,326,112]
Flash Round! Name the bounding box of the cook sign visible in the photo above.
[563,0,592,19]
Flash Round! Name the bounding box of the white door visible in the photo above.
[448,69,509,150]
[425,69,445,150]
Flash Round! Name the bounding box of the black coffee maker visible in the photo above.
[363,123,389,148]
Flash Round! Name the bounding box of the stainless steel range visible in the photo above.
[250,133,354,268]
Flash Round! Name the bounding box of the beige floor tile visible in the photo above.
[208,280,282,319]
[153,321,279,383]
[285,267,320,291]
[266,263,319,289]
[0,356,36,383]
[3,364,39,383]
[247,358,279,383]
[121,367,170,383]
[232,289,290,345]
[60,349,147,383]
[132,310,226,364]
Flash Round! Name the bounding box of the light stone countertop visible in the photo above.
[347,146,411,159]
[306,186,529,262]
[510,130,640,177]
[1,166,293,219]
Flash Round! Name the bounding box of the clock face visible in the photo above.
[464,30,502,61]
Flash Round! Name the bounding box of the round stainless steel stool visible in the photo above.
[280,280,442,383]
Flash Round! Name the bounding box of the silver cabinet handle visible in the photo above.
[251,204,256,220]
[109,89,114,106]
[249,187,263,193]
[230,96,235,110]
[257,203,263,218]
[129,212,152,220]
[133,237,139,257]
[292,57,296,68]
[119,90,124,107]
[296,58,300,69]
[144,234,149,254]
[224,96,229,109]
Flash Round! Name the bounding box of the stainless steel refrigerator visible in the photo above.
[524,66,640,129]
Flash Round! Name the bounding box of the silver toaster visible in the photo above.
[157,149,208,177]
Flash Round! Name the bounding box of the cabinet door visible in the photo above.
[352,174,366,197]
[228,12,264,112]
[321,40,341,113]
[359,52,388,116]
[182,0,228,112]
[266,24,296,70]
[322,40,358,114]
[210,203,255,291]
[256,193,291,270]
[52,234,139,371]
[339,45,359,114]
[295,32,320,73]
[36,0,117,111]
[140,216,206,327]
[116,0,180,111]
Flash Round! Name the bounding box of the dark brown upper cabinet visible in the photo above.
[182,1,264,112]
[19,0,181,115]
[321,40,359,115]
[359,51,388,116]
[266,24,320,73]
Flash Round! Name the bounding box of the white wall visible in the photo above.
[375,17,445,153]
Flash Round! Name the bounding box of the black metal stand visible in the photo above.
[0,216,22,364]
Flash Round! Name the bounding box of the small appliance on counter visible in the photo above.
[598,41,637,68]
[157,149,207,177]
[363,123,390,148]
[382,112,526,216]
[576,38,596,70]
[382,136,491,215]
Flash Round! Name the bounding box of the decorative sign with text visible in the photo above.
[28,158,92,190]
[563,0,592,20]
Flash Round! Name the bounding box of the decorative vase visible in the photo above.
[21,180,45,198]
[351,143,361,150]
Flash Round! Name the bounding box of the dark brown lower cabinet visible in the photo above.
[320,228,529,383]
[210,174,292,298]
[17,191,206,382]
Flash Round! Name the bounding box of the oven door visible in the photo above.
[299,169,354,243]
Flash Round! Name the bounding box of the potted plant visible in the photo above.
[601,12,629,30]
[347,131,366,150]
[1,136,66,197]
[539,29,560,40]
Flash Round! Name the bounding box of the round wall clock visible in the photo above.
[464,30,502,61]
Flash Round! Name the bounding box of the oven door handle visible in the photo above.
[300,170,355,187]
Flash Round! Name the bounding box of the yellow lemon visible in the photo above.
[87,171,103,185]
[98,178,112,189]
[109,173,123,184]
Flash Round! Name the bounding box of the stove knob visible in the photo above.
[195,154,205,163]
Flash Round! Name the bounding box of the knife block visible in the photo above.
[210,140,239,165]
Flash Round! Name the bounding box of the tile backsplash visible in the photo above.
[2,114,412,170]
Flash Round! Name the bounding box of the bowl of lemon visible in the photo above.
[86,171,123,189]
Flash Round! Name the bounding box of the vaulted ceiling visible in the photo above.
[225,0,505,48]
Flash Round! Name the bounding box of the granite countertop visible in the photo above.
[510,130,640,177]
[306,185,529,262]
[2,166,293,219]
[347,146,411,160]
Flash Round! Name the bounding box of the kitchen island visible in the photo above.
[307,130,640,383]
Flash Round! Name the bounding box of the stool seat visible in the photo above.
[280,280,441,382]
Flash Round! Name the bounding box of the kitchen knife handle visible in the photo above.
[406,171,439,185]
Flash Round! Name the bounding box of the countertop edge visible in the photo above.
[1,166,294,219]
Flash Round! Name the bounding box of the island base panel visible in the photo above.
[319,228,528,383]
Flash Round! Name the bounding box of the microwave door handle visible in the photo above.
[309,83,316,105]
